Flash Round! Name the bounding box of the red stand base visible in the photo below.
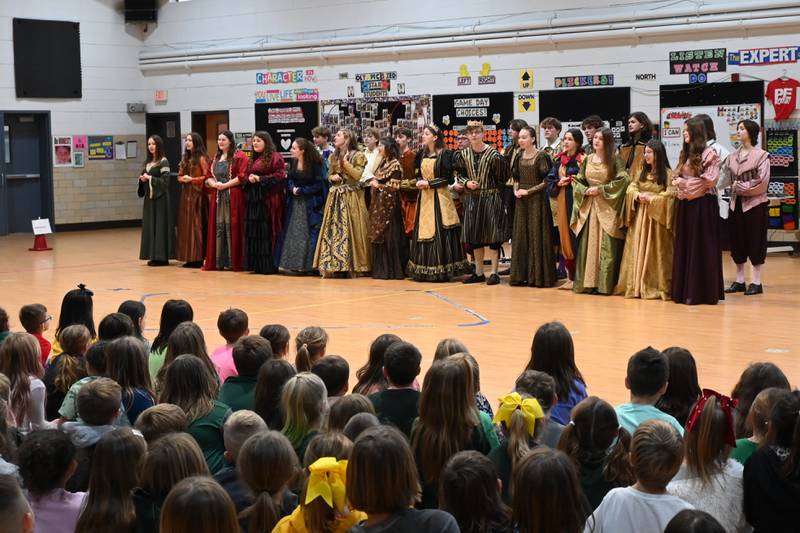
[29,234,52,251]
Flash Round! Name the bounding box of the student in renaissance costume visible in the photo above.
[138,134,175,266]
[502,119,528,246]
[618,112,653,178]
[276,138,327,274]
[510,126,555,288]
[242,131,286,275]
[454,121,510,286]
[203,130,248,271]
[671,116,724,305]
[395,127,419,241]
[615,139,677,300]
[581,115,604,156]
[570,127,630,295]
[369,137,407,280]
[407,124,470,282]
[546,128,585,289]
[314,128,371,277]
[175,133,208,268]
[360,127,382,209]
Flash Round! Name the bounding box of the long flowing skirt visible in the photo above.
[672,195,724,305]
[140,194,175,261]
[175,185,207,262]
[510,194,556,287]
[408,190,470,281]
[615,207,674,300]
[244,185,276,274]
[573,207,625,295]
[314,187,371,273]
[279,197,315,272]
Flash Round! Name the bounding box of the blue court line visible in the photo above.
[425,290,490,327]
[140,292,169,304]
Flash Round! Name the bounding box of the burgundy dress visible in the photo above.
[242,151,286,274]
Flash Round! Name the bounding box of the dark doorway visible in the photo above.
[0,112,53,235]
[145,112,181,228]
[191,110,229,156]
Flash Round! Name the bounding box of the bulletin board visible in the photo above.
[538,87,631,145]
[254,101,320,159]
[432,91,514,150]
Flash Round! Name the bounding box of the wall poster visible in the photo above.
[254,101,320,159]
[432,92,514,150]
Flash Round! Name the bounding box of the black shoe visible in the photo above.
[182,261,202,268]
[745,283,763,295]
[486,273,500,286]
[498,268,511,276]
[556,269,568,280]
[147,260,169,267]
[462,273,486,284]
[724,282,746,293]
[509,279,527,287]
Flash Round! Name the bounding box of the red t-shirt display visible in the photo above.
[766,78,800,121]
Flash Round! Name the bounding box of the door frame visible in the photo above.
[0,110,53,236]
[191,109,230,152]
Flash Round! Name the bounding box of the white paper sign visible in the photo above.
[31,218,52,235]
[114,142,126,160]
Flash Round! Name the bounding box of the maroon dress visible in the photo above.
[242,151,286,274]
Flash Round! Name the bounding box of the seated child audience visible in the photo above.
[615,347,684,435]
[731,362,791,438]
[134,403,188,443]
[434,338,492,416]
[585,420,692,533]
[0,333,50,433]
[97,312,134,341]
[294,326,329,372]
[328,394,376,432]
[117,300,150,352]
[0,386,17,476]
[254,358,296,430]
[106,336,156,425]
[523,322,587,425]
[655,347,701,426]
[0,474,34,533]
[57,341,107,424]
[211,308,249,382]
[440,451,513,533]
[353,333,402,395]
[51,284,96,359]
[514,370,564,448]
[667,389,747,532]
[664,509,726,533]
[311,355,350,404]
[159,476,240,533]
[731,387,784,465]
[0,307,10,345]
[18,304,51,365]
[369,341,421,438]
[214,410,268,513]
[348,425,459,532]
[148,299,194,379]
[743,390,800,533]
[558,396,634,509]
[18,430,85,533]
[158,322,217,394]
[281,372,328,462]
[62,377,122,492]
[133,432,210,533]
[43,324,90,421]
[259,324,291,359]
[219,335,273,412]
[343,412,381,442]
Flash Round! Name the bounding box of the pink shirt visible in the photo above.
[727,147,770,212]
[29,489,86,533]
[210,344,237,382]
[674,146,720,200]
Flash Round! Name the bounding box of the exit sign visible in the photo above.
[154,89,168,103]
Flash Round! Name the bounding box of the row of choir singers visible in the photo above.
[138,116,768,306]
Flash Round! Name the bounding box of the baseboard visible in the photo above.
[55,219,142,232]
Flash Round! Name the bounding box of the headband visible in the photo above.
[305,457,348,511]
[493,392,545,437]
[685,388,738,447]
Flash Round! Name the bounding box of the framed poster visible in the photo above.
[254,101,320,159]
[53,136,73,167]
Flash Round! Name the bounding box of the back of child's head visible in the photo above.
[238,431,300,532]
[434,337,469,361]
[656,347,701,426]
[18,429,76,495]
[160,354,217,422]
[0,333,43,424]
[383,341,421,387]
[54,325,91,394]
[512,448,589,533]
[302,430,353,467]
[558,396,634,486]
[683,390,738,484]
[58,324,91,355]
[731,362,791,438]
[765,389,800,480]
[140,432,209,498]
[440,450,511,533]
[18,304,47,334]
[0,373,9,403]
[160,476,239,533]
[84,341,108,375]
[626,346,669,398]
[495,392,545,469]
[77,377,122,426]
[98,312,135,341]
[232,335,273,378]
[166,321,208,361]
[223,410,268,462]
[631,419,684,490]
[134,403,187,443]
[0,474,33,533]
[343,412,380,442]
[117,300,146,339]
[105,336,153,396]
[310,355,349,397]
[281,372,328,447]
[353,333,402,395]
[746,387,785,439]
[254,358,296,429]
[515,370,557,411]
[0,307,9,332]
[328,393,375,432]
[347,425,420,514]
[664,509,726,533]
[295,326,329,372]
[152,299,194,353]
[56,284,95,339]
[217,308,249,345]
[258,324,290,358]
[526,321,583,401]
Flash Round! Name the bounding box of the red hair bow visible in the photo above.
[685,388,739,447]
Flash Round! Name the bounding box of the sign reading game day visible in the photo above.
[669,48,726,74]
[254,101,319,158]
[432,92,514,130]
[256,69,318,85]
[728,46,800,66]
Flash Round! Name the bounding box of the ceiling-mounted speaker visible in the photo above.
[124,0,157,23]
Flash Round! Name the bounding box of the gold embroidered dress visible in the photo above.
[614,170,677,300]
[570,154,629,294]
[313,150,371,274]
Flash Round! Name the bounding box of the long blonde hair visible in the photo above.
[0,333,43,427]
[281,373,328,450]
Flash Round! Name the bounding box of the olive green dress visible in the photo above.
[138,157,175,262]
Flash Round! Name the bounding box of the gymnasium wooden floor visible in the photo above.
[1,228,797,405]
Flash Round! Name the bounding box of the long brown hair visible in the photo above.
[295,326,328,372]
[160,476,240,533]
[641,139,671,187]
[683,396,732,485]
[0,333,43,426]
[159,355,218,422]
[411,354,479,485]
[422,124,446,154]
[140,432,210,499]
[678,117,707,176]
[292,138,323,175]
[158,322,216,394]
[215,130,237,161]
[105,336,156,404]
[75,428,146,533]
[333,129,359,160]
[593,127,618,181]
[353,333,402,395]
[180,132,208,175]
[54,324,90,394]
[147,135,166,164]
[525,322,584,402]
[251,130,276,164]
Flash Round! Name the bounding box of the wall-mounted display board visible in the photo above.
[254,101,320,159]
[432,92,514,150]
[538,87,630,145]
[765,128,798,231]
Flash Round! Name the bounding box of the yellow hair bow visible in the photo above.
[305,457,348,511]
[493,392,544,437]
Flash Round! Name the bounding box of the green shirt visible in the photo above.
[148,346,167,382]
[218,376,257,413]
[731,437,759,465]
[189,400,231,475]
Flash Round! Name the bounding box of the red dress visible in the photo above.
[203,150,249,271]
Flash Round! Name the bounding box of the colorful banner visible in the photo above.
[354,71,397,82]
[554,75,614,88]
[254,88,319,103]
[360,79,390,96]
[255,69,317,85]
[87,135,113,160]
[254,102,320,158]
[728,46,800,66]
[73,135,87,150]
[669,48,726,74]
